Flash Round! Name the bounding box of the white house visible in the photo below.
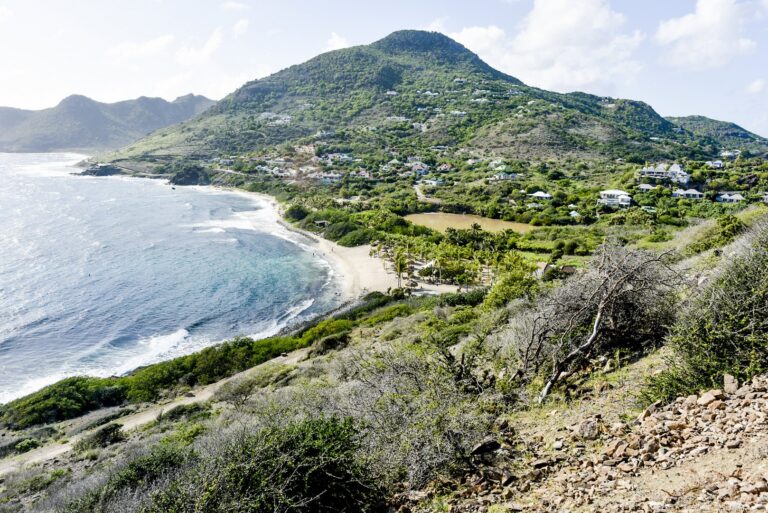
[672,189,705,200]
[598,189,632,207]
[667,164,690,184]
[637,184,657,193]
[706,160,725,169]
[528,191,552,200]
[569,210,582,219]
[638,163,690,185]
[491,172,521,182]
[717,193,745,203]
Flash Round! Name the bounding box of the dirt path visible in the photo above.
[413,184,443,205]
[0,349,310,477]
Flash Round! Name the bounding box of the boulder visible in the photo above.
[724,374,739,394]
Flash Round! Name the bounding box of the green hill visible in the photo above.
[0,94,214,153]
[666,115,768,155]
[109,30,762,163]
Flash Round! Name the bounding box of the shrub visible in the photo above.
[483,253,538,309]
[645,222,768,403]
[284,204,310,221]
[0,377,125,429]
[142,418,384,513]
[61,444,191,512]
[14,438,41,453]
[684,214,745,255]
[74,423,125,452]
[508,243,680,402]
[337,228,378,246]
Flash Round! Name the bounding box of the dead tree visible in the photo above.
[513,243,680,403]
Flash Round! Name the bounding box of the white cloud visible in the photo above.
[446,0,644,94]
[424,17,448,33]
[655,0,758,69]
[176,29,224,65]
[324,32,349,51]
[0,5,11,24]
[747,78,766,94]
[106,35,175,59]
[221,1,248,11]
[232,19,249,38]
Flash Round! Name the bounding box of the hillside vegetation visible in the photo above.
[0,94,213,153]
[108,31,766,163]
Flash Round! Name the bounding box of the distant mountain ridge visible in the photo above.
[0,94,214,153]
[100,30,767,161]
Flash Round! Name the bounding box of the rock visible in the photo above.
[697,390,724,406]
[724,374,739,394]
[575,418,601,440]
[471,438,501,455]
[553,440,564,450]
[726,439,741,449]
[707,399,725,410]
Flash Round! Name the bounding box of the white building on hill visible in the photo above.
[598,190,632,207]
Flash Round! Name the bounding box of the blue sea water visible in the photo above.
[0,153,340,403]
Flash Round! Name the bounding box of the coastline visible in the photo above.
[232,189,459,299]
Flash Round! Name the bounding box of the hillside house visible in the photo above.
[717,193,745,203]
[637,184,657,193]
[491,172,521,181]
[528,191,552,200]
[673,188,705,200]
[318,172,342,184]
[706,160,725,169]
[598,190,632,207]
[638,163,690,184]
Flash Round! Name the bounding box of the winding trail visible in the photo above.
[0,349,310,477]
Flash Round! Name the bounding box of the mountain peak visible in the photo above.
[370,30,522,84]
[371,30,467,55]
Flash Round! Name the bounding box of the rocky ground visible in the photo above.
[405,370,768,512]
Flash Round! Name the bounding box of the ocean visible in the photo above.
[0,153,341,403]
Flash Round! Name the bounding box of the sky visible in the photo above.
[0,0,766,136]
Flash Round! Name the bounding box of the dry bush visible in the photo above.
[503,243,681,402]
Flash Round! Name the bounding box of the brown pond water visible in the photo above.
[405,213,535,233]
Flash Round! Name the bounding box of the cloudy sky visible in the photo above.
[1,0,766,135]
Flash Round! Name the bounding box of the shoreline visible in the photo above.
[229,188,459,299]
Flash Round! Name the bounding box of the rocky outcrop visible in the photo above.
[404,374,768,512]
[79,163,124,176]
[169,166,211,185]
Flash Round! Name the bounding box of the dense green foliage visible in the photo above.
[59,418,384,513]
[645,223,768,402]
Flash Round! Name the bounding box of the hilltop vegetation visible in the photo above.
[667,115,768,155]
[109,31,766,164]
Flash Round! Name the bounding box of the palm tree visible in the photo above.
[394,251,407,289]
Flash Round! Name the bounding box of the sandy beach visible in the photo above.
[237,189,458,300]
